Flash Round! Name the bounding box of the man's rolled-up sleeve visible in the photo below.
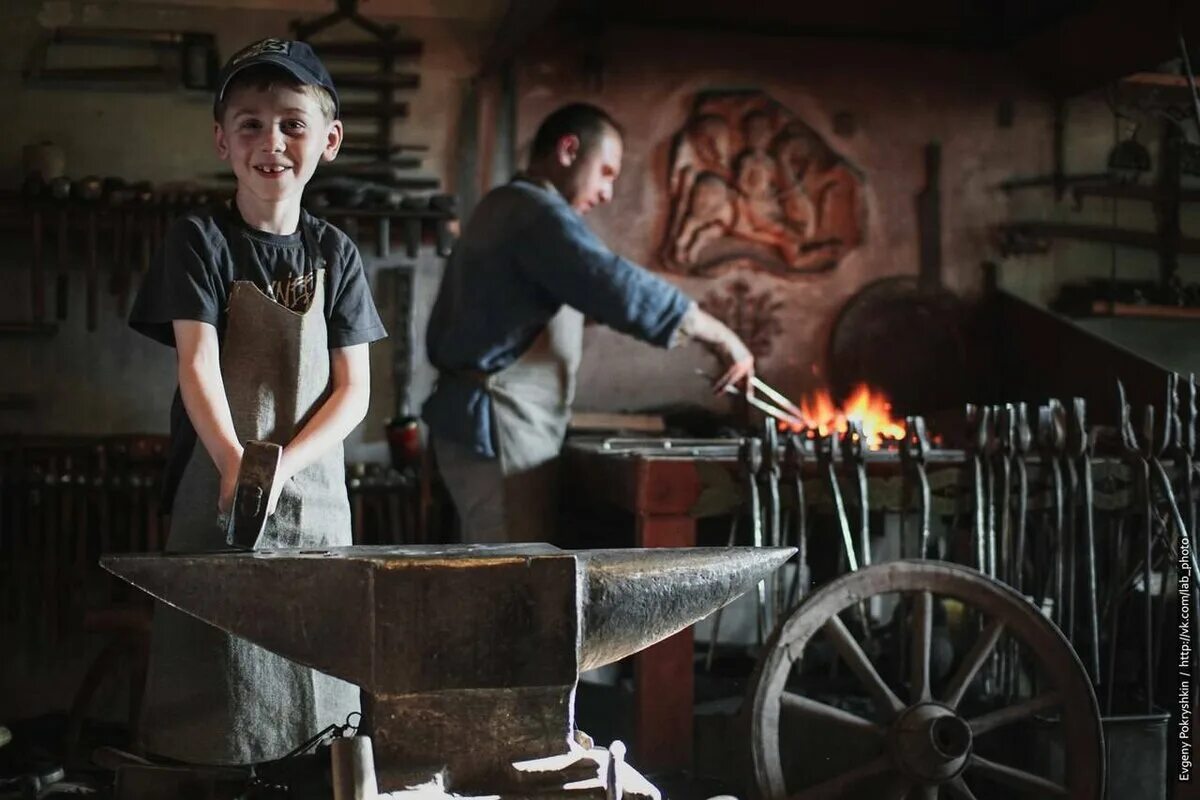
[515,203,692,348]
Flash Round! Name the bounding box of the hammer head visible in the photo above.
[225,440,282,550]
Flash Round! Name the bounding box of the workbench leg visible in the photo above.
[633,513,696,773]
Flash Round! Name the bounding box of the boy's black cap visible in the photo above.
[214,39,340,119]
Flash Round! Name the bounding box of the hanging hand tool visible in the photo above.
[996,404,1015,588]
[760,420,783,626]
[133,182,155,278]
[901,416,932,559]
[818,431,871,640]
[1051,400,1071,633]
[23,175,46,324]
[985,405,1003,584]
[995,404,1017,696]
[225,441,283,550]
[1056,397,1080,646]
[50,176,71,321]
[965,404,989,573]
[840,420,871,576]
[1116,380,1155,713]
[1104,513,1125,714]
[783,432,808,610]
[1008,403,1033,699]
[744,436,768,645]
[818,433,857,575]
[1012,402,1031,598]
[1068,397,1101,686]
[1036,403,1065,626]
[104,179,129,319]
[77,177,102,331]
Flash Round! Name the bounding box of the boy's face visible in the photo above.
[214,83,342,207]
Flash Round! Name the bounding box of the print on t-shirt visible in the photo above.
[270,271,316,313]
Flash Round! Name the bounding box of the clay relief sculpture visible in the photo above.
[660,91,865,276]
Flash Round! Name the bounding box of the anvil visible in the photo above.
[101,544,792,794]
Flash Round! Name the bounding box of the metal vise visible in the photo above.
[101,544,792,796]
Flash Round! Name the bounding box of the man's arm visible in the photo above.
[516,203,690,348]
[517,203,755,394]
[268,343,371,512]
[173,320,243,512]
[675,303,755,395]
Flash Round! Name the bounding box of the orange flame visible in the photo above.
[786,384,906,450]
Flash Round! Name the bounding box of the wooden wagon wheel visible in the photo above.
[746,560,1104,799]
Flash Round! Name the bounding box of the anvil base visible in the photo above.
[370,686,574,792]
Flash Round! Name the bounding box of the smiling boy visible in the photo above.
[128,39,386,764]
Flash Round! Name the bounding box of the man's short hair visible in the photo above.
[214,64,337,123]
[530,103,623,161]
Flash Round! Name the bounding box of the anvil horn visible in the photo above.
[575,547,794,671]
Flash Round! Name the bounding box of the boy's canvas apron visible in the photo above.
[140,237,359,764]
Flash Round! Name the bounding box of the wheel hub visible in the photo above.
[889,702,972,783]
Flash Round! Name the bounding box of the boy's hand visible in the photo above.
[216,449,243,514]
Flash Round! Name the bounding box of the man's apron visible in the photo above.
[140,227,360,765]
[440,306,583,544]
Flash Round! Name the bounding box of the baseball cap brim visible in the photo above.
[214,54,340,119]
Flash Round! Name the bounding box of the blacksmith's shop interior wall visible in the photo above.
[516,26,1054,416]
[0,0,494,459]
[997,89,1200,375]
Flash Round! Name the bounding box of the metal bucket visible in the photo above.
[1034,713,1168,800]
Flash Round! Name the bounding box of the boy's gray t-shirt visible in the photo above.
[129,204,387,508]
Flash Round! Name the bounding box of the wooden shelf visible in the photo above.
[0,321,58,337]
[1072,184,1200,204]
[1003,221,1200,255]
[1116,72,1197,106]
[1089,301,1200,320]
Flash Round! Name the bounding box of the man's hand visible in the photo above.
[677,304,756,397]
[713,341,755,397]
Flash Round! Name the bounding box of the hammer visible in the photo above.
[225,441,283,550]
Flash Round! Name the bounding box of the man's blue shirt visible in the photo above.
[423,178,692,458]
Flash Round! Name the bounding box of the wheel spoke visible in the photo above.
[969,754,1067,796]
[823,614,905,716]
[780,691,885,738]
[968,691,1061,736]
[911,590,933,703]
[945,775,978,800]
[790,754,893,800]
[941,618,1004,709]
